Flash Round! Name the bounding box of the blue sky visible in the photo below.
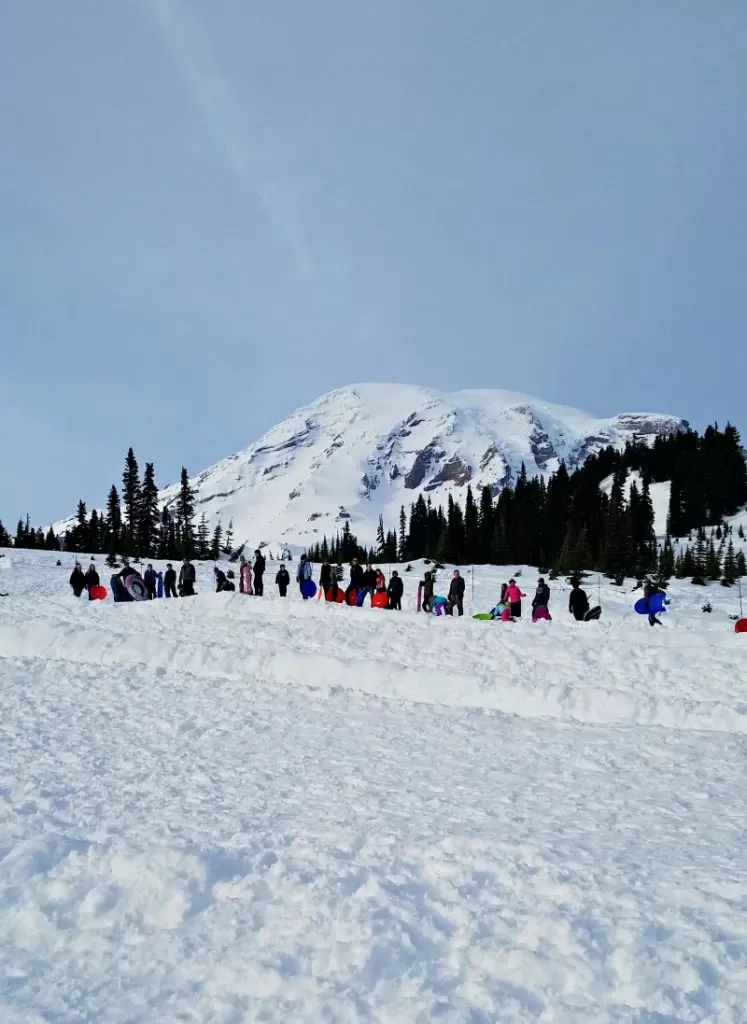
[2,1,746,526]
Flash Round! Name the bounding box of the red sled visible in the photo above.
[735,619,747,634]
[327,588,345,603]
[346,588,358,606]
[90,585,108,601]
[371,591,388,609]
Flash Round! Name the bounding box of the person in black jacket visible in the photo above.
[319,560,332,594]
[84,563,100,599]
[387,570,403,610]
[275,564,290,597]
[568,582,590,621]
[643,578,664,627]
[531,578,551,620]
[448,570,465,616]
[179,559,196,597]
[361,564,377,603]
[253,550,266,596]
[164,563,177,598]
[143,563,158,600]
[69,563,85,597]
[346,558,364,600]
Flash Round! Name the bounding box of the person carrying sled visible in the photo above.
[297,554,313,598]
[143,563,158,600]
[179,558,196,597]
[276,563,290,597]
[84,562,100,600]
[568,581,590,621]
[253,549,266,596]
[448,570,465,616]
[643,578,664,627]
[110,562,142,603]
[505,578,525,619]
[531,577,551,622]
[387,570,403,610]
[69,562,86,598]
[164,562,178,599]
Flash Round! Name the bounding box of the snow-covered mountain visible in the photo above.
[158,384,687,551]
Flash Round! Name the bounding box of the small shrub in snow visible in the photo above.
[691,576,706,586]
[702,601,713,613]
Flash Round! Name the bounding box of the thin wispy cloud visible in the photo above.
[144,0,314,279]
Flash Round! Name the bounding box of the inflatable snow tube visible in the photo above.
[371,591,389,609]
[634,593,666,615]
[125,576,147,601]
[300,578,317,599]
[584,605,602,621]
[90,585,107,601]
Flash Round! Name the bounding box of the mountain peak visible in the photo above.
[159,384,687,550]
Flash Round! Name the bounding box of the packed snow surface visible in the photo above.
[1,550,747,1022]
[138,384,685,550]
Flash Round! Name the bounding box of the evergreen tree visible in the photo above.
[0,520,10,547]
[88,509,102,553]
[138,463,160,558]
[44,526,60,551]
[121,448,141,556]
[736,550,747,579]
[478,485,494,563]
[211,523,223,561]
[197,513,210,560]
[722,539,737,584]
[398,506,407,561]
[176,467,196,558]
[222,519,234,555]
[376,515,386,560]
[464,485,479,564]
[105,486,123,565]
[71,500,89,552]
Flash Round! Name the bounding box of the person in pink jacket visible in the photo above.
[504,578,525,619]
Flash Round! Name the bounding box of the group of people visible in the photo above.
[419,570,465,615]
[486,577,551,621]
[296,555,406,610]
[105,559,196,602]
[69,562,100,599]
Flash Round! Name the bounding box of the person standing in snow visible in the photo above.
[296,554,313,598]
[568,581,590,621]
[346,558,364,600]
[84,562,100,599]
[421,571,435,613]
[164,563,177,599]
[143,563,158,600]
[319,560,332,595]
[505,578,525,619]
[387,570,403,610]
[448,570,466,616]
[360,563,377,604]
[531,577,551,621]
[179,559,196,597]
[374,568,386,592]
[253,549,266,596]
[275,563,290,597]
[69,563,86,597]
[239,556,252,594]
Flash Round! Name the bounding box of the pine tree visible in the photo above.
[0,520,10,547]
[464,485,479,564]
[138,463,160,558]
[44,526,59,550]
[222,519,234,556]
[72,500,89,552]
[89,509,101,553]
[175,467,196,558]
[722,539,737,584]
[197,513,210,560]
[211,523,223,560]
[105,486,122,566]
[121,448,141,556]
[376,515,386,560]
[736,550,747,579]
[398,506,407,562]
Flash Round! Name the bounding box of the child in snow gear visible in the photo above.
[214,566,231,593]
[179,559,196,597]
[387,570,403,610]
[239,557,253,595]
[531,578,551,622]
[568,582,589,621]
[164,563,177,598]
[276,564,290,597]
[69,563,85,597]
[644,578,664,626]
[253,550,266,596]
[297,555,313,598]
[84,563,100,600]
[448,570,465,616]
[143,563,158,600]
[505,579,525,619]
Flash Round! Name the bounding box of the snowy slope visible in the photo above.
[153,383,686,551]
[1,550,747,1022]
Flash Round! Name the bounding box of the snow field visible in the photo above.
[1,550,747,1022]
